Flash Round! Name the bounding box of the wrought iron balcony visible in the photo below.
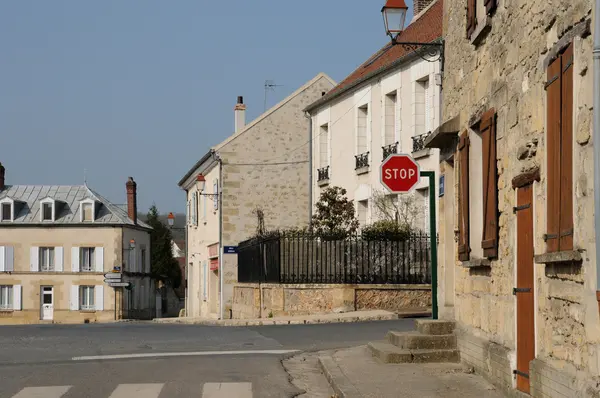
[355,152,370,170]
[382,142,399,159]
[412,132,431,152]
[317,166,330,182]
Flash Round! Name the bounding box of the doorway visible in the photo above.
[515,184,535,394]
[41,286,54,321]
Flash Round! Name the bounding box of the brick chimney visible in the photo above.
[234,96,246,133]
[414,0,435,16]
[126,177,137,224]
[0,162,4,191]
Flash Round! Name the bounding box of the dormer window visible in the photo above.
[39,198,55,222]
[0,200,13,222]
[79,199,97,222]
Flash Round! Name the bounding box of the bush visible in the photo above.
[361,220,412,241]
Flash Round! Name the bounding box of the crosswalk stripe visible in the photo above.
[202,382,252,398]
[108,383,164,398]
[12,386,71,398]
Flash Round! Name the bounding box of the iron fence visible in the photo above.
[382,142,399,159]
[412,132,431,152]
[238,232,432,284]
[355,152,370,169]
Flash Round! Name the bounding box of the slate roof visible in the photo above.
[305,0,443,112]
[0,184,151,228]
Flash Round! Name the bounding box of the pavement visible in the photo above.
[0,319,508,397]
[152,309,430,326]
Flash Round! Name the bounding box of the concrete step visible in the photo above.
[415,319,456,335]
[368,341,460,364]
[387,331,457,350]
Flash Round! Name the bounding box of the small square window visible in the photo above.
[42,203,53,221]
[1,203,11,221]
[82,203,93,222]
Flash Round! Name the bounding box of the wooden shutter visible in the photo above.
[559,44,574,251]
[70,285,79,311]
[30,247,39,272]
[545,43,574,253]
[71,247,80,272]
[95,285,104,311]
[5,246,13,272]
[13,285,22,311]
[466,0,477,38]
[484,0,497,14]
[480,109,498,258]
[458,130,471,261]
[55,247,64,272]
[95,247,104,273]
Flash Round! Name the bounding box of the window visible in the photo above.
[80,247,95,272]
[1,203,12,221]
[192,192,198,226]
[414,78,430,137]
[467,0,497,40]
[39,247,55,271]
[357,200,368,227]
[82,202,93,222]
[140,247,147,273]
[0,285,12,310]
[80,286,95,310]
[545,43,574,253]
[213,180,219,211]
[384,92,397,147]
[319,124,329,168]
[357,105,368,155]
[42,202,53,221]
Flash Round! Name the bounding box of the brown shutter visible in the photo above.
[483,0,497,14]
[559,44,574,251]
[458,130,471,261]
[466,0,477,38]
[545,55,562,253]
[480,109,498,258]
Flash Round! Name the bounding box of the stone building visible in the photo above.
[178,73,336,319]
[425,0,599,396]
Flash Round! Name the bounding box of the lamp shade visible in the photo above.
[167,212,175,227]
[382,0,408,37]
[196,174,206,192]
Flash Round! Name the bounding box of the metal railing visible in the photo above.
[382,142,399,159]
[317,166,330,182]
[238,232,432,285]
[355,152,370,169]
[412,132,431,152]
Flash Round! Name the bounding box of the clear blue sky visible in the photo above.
[0,0,413,213]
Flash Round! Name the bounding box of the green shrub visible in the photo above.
[361,220,412,241]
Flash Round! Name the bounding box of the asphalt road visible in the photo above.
[0,319,415,398]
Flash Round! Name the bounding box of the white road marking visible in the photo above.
[202,382,253,398]
[71,349,299,361]
[12,386,71,398]
[108,383,164,398]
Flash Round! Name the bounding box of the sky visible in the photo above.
[0,0,414,213]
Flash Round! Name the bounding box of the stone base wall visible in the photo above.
[0,309,116,325]
[232,283,431,319]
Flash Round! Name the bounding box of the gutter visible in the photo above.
[215,151,224,320]
[593,0,600,299]
[178,150,214,187]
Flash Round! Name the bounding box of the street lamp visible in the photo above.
[196,174,220,201]
[381,0,445,72]
[167,212,175,227]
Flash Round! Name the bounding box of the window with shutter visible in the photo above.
[466,0,477,38]
[483,0,497,14]
[545,43,574,253]
[480,109,498,258]
[458,130,471,261]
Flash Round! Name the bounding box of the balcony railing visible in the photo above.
[412,132,431,152]
[355,152,370,170]
[382,142,399,159]
[317,166,330,182]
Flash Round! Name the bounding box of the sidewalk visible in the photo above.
[319,345,507,398]
[152,309,429,326]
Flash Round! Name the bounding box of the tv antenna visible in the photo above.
[264,80,283,111]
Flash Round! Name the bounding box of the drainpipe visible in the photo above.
[184,205,188,317]
[306,112,313,229]
[214,151,224,320]
[593,0,600,305]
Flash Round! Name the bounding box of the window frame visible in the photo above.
[0,200,13,222]
[40,198,55,222]
[80,199,96,222]
[0,285,13,310]
[39,247,55,271]
[79,285,95,311]
[79,247,96,272]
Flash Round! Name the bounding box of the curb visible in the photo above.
[153,313,398,326]
[318,354,362,398]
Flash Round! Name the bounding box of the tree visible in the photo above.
[371,189,423,231]
[312,186,359,239]
[146,205,182,288]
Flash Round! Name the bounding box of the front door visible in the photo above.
[515,184,535,394]
[41,286,54,321]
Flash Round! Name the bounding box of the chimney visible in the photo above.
[126,177,137,224]
[234,96,246,133]
[0,163,4,191]
[414,0,435,16]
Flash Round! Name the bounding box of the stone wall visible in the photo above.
[440,0,600,395]
[232,283,431,319]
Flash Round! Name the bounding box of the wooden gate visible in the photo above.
[514,184,535,394]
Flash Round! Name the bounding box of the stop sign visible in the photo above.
[380,154,421,193]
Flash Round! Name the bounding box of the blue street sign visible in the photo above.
[439,175,445,197]
[224,246,237,254]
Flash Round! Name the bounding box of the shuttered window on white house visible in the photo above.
[357,200,368,227]
[384,92,397,146]
[0,285,12,310]
[80,248,95,272]
[80,286,95,310]
[319,124,329,168]
[357,105,368,154]
[39,247,55,271]
[424,78,432,133]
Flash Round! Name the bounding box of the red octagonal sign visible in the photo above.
[380,154,421,193]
